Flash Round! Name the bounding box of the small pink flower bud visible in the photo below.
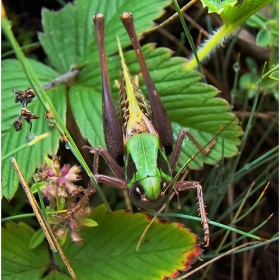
[61,164,71,175]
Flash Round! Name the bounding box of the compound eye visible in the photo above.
[129,183,144,203]
[161,180,168,192]
[129,181,168,210]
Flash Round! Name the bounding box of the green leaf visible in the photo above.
[79,218,98,227]
[187,0,272,69]
[272,87,279,100]
[1,59,67,199]
[201,0,237,14]
[30,182,47,194]
[269,70,279,81]
[56,196,66,212]
[246,57,258,71]
[58,204,201,279]
[2,0,171,200]
[260,71,279,96]
[2,222,51,280]
[256,28,272,46]
[246,14,267,29]
[239,73,259,98]
[2,206,201,279]
[201,0,272,27]
[38,0,171,73]
[2,0,242,199]
[43,271,72,280]
[38,0,172,149]
[29,228,45,249]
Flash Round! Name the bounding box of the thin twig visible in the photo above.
[170,5,210,38]
[43,69,79,90]
[232,111,279,121]
[181,241,264,279]
[141,0,198,36]
[10,157,77,280]
[158,28,191,56]
[122,190,132,211]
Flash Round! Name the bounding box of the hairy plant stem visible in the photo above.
[186,25,235,70]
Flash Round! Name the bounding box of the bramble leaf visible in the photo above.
[201,0,272,27]
[2,0,242,197]
[1,59,66,199]
[39,0,242,170]
[2,205,201,279]
[58,204,202,279]
[1,0,170,199]
[2,222,50,279]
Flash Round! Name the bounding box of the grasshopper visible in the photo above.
[92,12,215,246]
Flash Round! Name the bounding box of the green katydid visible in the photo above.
[92,12,216,247]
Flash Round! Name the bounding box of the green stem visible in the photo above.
[1,41,41,59]
[186,24,233,70]
[1,133,50,161]
[172,0,203,75]
[155,213,263,242]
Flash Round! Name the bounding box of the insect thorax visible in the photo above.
[118,68,156,141]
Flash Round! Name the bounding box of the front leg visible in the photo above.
[64,174,128,219]
[174,180,209,247]
[83,145,124,179]
[94,174,128,190]
[66,147,128,218]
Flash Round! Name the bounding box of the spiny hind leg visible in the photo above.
[174,180,209,247]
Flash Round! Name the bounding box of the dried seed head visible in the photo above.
[71,230,83,245]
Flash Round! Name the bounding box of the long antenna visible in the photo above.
[93,14,124,165]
